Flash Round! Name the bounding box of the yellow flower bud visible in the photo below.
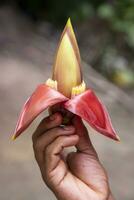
[52,18,82,98]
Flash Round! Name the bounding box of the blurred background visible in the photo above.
[0,0,134,200]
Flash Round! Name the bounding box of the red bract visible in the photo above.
[12,85,68,139]
[12,19,119,141]
[12,84,119,141]
[64,89,119,141]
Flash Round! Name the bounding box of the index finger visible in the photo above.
[32,113,62,141]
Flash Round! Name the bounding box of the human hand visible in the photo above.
[32,113,114,200]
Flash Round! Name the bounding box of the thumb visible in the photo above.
[72,116,98,158]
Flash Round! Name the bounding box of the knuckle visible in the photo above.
[55,135,67,146]
[45,145,52,156]
[54,127,64,135]
[57,135,65,143]
[40,119,48,129]
[39,116,50,129]
[45,136,65,154]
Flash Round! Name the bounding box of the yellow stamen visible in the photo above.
[71,81,86,97]
[46,78,57,90]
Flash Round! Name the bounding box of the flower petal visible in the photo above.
[64,89,119,141]
[12,84,68,140]
[52,18,82,98]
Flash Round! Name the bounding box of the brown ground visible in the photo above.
[0,6,134,200]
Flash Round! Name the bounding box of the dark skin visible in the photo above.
[32,113,114,200]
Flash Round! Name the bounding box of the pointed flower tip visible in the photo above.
[66,18,75,37]
[11,134,16,141]
[66,18,72,29]
[115,135,121,143]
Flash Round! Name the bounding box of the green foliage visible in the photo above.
[43,0,95,23]
[18,0,134,48]
[18,0,107,23]
[97,1,134,47]
[101,47,134,87]
[112,69,134,87]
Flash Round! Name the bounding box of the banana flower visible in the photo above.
[12,19,119,141]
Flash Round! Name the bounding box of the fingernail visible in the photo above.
[50,114,56,121]
[63,126,74,131]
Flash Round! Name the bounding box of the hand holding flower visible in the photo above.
[32,113,115,200]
